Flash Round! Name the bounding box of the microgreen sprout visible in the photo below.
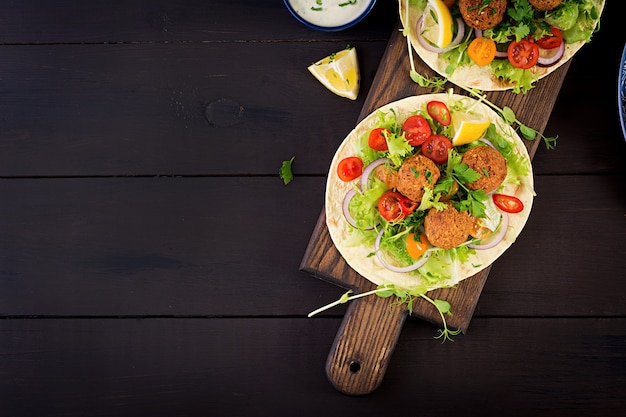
[460,86,558,149]
[410,69,447,92]
[308,284,462,343]
[400,4,446,92]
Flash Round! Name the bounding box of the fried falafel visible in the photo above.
[424,204,473,249]
[459,0,507,31]
[528,0,563,11]
[396,154,441,202]
[461,145,507,193]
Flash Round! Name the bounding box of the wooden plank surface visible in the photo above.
[1,317,624,416]
[0,174,622,316]
[0,0,397,43]
[0,0,624,415]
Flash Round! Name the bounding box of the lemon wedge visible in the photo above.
[307,47,360,100]
[421,0,454,49]
[451,112,491,146]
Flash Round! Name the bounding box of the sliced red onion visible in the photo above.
[360,158,389,190]
[468,211,509,250]
[416,14,466,54]
[342,189,359,228]
[374,228,430,273]
[495,49,508,58]
[479,137,496,149]
[537,41,565,67]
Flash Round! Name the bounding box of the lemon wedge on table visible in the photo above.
[421,0,454,49]
[451,112,491,146]
[307,47,360,100]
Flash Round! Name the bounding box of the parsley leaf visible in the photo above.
[279,156,295,185]
[453,163,481,184]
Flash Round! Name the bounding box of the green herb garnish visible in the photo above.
[279,156,295,185]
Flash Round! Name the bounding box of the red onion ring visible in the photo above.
[468,211,509,250]
[537,41,565,67]
[374,228,431,273]
[342,189,359,228]
[479,137,496,149]
[360,158,389,191]
[495,49,508,59]
[416,14,466,54]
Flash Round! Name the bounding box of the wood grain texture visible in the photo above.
[0,0,397,43]
[1,317,624,417]
[325,293,407,395]
[0,0,624,414]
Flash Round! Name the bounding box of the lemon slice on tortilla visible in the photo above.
[421,0,454,49]
[451,112,491,146]
[307,47,360,100]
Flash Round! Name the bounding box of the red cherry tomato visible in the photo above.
[492,193,524,213]
[421,134,452,164]
[377,191,417,222]
[368,127,390,151]
[536,27,563,50]
[426,100,451,126]
[507,39,540,69]
[337,156,363,182]
[398,195,418,217]
[402,115,431,146]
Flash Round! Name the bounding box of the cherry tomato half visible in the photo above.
[426,100,451,126]
[377,191,417,222]
[468,37,497,67]
[536,27,563,50]
[421,134,452,164]
[402,115,431,146]
[492,193,524,213]
[368,127,390,152]
[507,39,540,69]
[337,156,364,182]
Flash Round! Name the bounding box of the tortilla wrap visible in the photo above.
[325,93,534,291]
[398,0,605,91]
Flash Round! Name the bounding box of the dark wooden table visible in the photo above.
[1,1,624,416]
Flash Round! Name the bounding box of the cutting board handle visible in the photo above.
[325,292,408,395]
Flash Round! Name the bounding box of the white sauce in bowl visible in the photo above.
[287,0,372,28]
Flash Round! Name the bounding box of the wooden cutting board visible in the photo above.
[300,21,571,396]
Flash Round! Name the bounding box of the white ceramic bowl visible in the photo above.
[284,0,377,32]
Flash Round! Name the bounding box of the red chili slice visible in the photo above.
[492,193,524,213]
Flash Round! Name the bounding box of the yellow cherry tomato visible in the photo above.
[468,37,497,67]
[406,233,429,259]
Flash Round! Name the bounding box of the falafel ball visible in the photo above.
[396,154,441,203]
[461,145,507,193]
[528,0,563,11]
[424,205,473,249]
[459,0,507,31]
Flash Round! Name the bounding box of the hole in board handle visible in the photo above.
[349,361,361,373]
